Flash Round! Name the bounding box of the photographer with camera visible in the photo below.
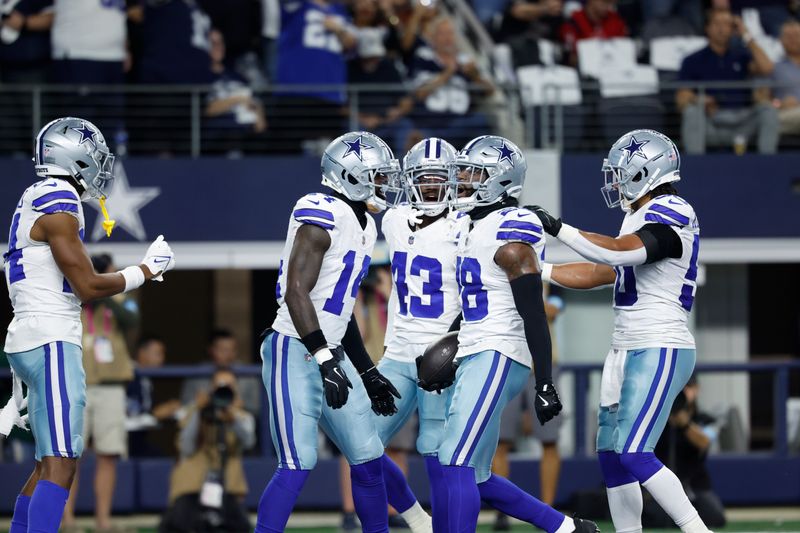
[644,375,726,529]
[160,369,255,533]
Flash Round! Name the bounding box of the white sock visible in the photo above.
[642,467,710,533]
[554,515,575,533]
[606,481,643,533]
[400,501,433,533]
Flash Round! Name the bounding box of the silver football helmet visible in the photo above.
[402,137,457,217]
[321,131,401,210]
[34,117,116,199]
[601,129,681,210]
[450,135,526,212]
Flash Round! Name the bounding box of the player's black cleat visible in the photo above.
[320,359,352,409]
[573,517,601,533]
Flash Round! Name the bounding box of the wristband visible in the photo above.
[301,329,328,354]
[119,265,145,293]
[313,347,334,365]
[557,223,580,245]
[541,262,553,283]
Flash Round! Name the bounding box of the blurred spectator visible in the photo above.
[127,336,182,457]
[351,0,402,57]
[492,285,564,531]
[559,0,628,66]
[135,0,213,84]
[496,0,563,43]
[644,376,727,529]
[64,253,138,532]
[409,17,494,148]
[770,19,800,136]
[676,8,778,154]
[261,0,280,80]
[160,369,255,533]
[472,0,512,27]
[180,329,262,415]
[348,28,414,153]
[197,0,261,69]
[270,0,356,153]
[640,0,703,36]
[727,0,792,38]
[204,29,268,156]
[396,0,438,65]
[0,0,52,83]
[0,0,52,155]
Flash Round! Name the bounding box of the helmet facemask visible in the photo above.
[405,166,451,217]
[84,147,116,200]
[449,163,496,212]
[366,160,403,212]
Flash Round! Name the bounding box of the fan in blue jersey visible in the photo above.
[533,129,711,533]
[1,117,175,533]
[438,135,599,533]
[257,131,411,533]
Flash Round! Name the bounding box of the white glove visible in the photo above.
[141,235,175,281]
[407,208,424,226]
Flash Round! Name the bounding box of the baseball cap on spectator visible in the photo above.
[357,27,387,58]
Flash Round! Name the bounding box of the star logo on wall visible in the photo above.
[621,135,650,164]
[342,135,374,161]
[87,162,160,241]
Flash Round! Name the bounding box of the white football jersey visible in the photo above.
[382,206,461,362]
[611,194,699,350]
[455,206,546,369]
[4,178,86,353]
[272,193,377,346]
[52,0,127,61]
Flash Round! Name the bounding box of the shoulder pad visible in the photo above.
[292,193,339,231]
[29,179,80,215]
[645,195,694,227]
[495,207,543,246]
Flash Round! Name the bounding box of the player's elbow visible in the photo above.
[283,284,308,310]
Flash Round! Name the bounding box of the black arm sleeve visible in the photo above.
[341,314,374,375]
[635,223,683,264]
[448,313,462,333]
[509,273,552,384]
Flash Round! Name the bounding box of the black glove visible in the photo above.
[534,380,563,425]
[415,356,455,394]
[320,359,352,409]
[361,367,402,416]
[526,205,563,237]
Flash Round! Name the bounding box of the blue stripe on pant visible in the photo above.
[261,332,385,469]
[437,351,530,483]
[603,347,696,454]
[7,342,85,460]
[372,357,452,455]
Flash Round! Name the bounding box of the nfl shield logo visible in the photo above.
[408,235,415,245]
[362,235,366,245]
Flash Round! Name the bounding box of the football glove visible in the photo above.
[534,380,563,425]
[415,355,455,394]
[526,205,563,237]
[141,235,175,281]
[361,367,401,416]
[320,359,352,409]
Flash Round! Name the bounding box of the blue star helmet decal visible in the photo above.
[342,135,374,161]
[71,121,97,146]
[621,135,649,164]
[491,141,516,167]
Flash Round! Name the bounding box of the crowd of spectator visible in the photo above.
[2,0,800,154]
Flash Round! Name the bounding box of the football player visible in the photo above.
[2,117,175,533]
[439,135,598,533]
[257,131,404,533]
[374,137,460,533]
[532,129,709,533]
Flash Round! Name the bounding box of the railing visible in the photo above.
[3,360,799,459]
[1,79,796,157]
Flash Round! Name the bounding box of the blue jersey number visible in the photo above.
[391,252,444,319]
[679,235,699,311]
[323,251,371,315]
[613,266,638,307]
[6,213,25,284]
[456,256,488,321]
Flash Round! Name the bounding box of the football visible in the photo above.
[416,331,459,392]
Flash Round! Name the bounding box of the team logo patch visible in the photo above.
[71,121,97,147]
[621,135,650,164]
[491,141,516,167]
[408,235,415,245]
[342,135,374,161]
